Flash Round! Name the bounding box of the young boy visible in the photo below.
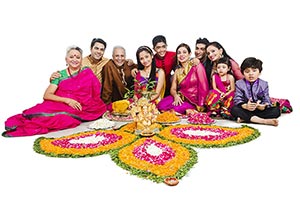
[230,57,281,126]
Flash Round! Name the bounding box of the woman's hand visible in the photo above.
[50,71,61,81]
[65,98,82,111]
[172,94,183,106]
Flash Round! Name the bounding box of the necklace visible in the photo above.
[144,68,151,77]
[67,67,81,78]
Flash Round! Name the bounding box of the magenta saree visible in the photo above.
[3,67,107,137]
[157,62,209,114]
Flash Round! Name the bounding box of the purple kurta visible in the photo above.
[234,78,271,106]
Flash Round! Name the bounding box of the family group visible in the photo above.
[3,35,292,137]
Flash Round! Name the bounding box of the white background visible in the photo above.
[0,0,299,200]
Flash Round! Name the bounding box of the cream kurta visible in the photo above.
[82,55,109,83]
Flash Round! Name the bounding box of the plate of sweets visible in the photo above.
[88,118,116,130]
[111,100,131,116]
[103,111,133,122]
[103,100,133,122]
[156,111,181,124]
[187,112,215,125]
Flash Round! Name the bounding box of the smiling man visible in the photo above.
[101,46,136,105]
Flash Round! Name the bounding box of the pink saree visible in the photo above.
[3,67,107,137]
[157,62,209,114]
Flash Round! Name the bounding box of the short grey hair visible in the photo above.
[66,45,83,57]
[112,45,126,56]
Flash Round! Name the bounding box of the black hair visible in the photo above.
[90,38,107,49]
[136,46,157,83]
[216,56,232,67]
[152,35,167,48]
[240,57,263,73]
[196,37,209,46]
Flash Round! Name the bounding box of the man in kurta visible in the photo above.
[101,46,136,105]
[50,38,109,84]
[82,38,109,83]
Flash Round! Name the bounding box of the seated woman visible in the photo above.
[134,46,165,104]
[206,41,244,84]
[157,43,209,114]
[3,46,107,137]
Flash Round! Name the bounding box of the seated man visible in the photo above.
[101,46,136,105]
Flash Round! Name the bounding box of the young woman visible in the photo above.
[134,45,165,104]
[157,43,209,114]
[206,41,244,85]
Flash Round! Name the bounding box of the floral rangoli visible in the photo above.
[34,122,260,184]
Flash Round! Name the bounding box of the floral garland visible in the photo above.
[34,130,137,158]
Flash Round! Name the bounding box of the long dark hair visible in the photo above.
[136,45,157,83]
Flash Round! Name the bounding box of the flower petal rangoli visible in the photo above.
[111,136,197,183]
[158,124,260,148]
[33,123,260,183]
[34,130,137,157]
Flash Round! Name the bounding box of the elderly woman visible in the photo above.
[3,46,107,137]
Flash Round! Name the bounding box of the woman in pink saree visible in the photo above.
[157,43,209,114]
[3,46,106,137]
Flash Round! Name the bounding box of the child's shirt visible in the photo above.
[233,78,271,106]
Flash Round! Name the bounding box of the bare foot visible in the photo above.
[237,117,244,123]
[265,119,279,126]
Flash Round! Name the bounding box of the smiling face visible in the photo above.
[90,42,105,61]
[177,46,191,64]
[138,50,153,68]
[243,67,260,82]
[206,45,223,62]
[65,49,82,69]
[195,43,207,60]
[112,47,126,67]
[153,42,167,58]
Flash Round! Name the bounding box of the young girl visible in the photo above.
[206,57,235,118]
[230,57,281,126]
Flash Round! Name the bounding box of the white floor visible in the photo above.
[1,111,299,200]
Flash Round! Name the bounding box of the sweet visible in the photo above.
[156,111,180,123]
[112,100,130,113]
